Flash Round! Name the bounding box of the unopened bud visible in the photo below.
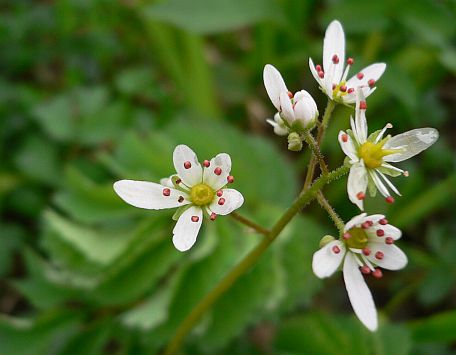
[287,132,303,152]
[319,235,335,248]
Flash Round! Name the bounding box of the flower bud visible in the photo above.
[319,235,335,248]
[266,113,289,136]
[287,132,303,151]
[291,90,318,131]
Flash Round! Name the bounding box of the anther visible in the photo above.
[385,196,395,204]
[357,72,364,80]
[176,178,182,184]
[218,198,225,205]
[184,161,192,169]
[340,85,347,92]
[191,216,199,222]
[227,175,234,183]
[162,188,171,196]
[332,84,336,90]
[343,232,351,240]
[372,268,383,278]
[216,190,223,197]
[362,247,371,256]
[315,64,322,72]
[359,101,367,110]
[347,88,354,94]
[360,265,371,274]
[403,171,409,177]
[368,79,376,88]
[375,251,384,260]
[385,237,394,245]
[367,220,374,227]
[379,218,388,225]
[178,196,184,203]
[288,91,294,99]
[341,134,348,142]
[332,54,339,64]
[210,212,217,221]
[214,167,222,175]
[332,245,341,254]
[362,222,370,229]
[318,71,324,78]
[347,57,354,65]
[376,229,385,237]
[203,160,210,167]
[356,192,365,200]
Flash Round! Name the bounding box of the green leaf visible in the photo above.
[409,310,456,344]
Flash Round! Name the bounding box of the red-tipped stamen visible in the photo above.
[332,84,336,90]
[362,222,370,229]
[340,85,347,92]
[176,178,182,184]
[376,229,385,237]
[343,232,351,240]
[385,237,394,245]
[218,198,225,205]
[287,91,294,99]
[356,192,365,200]
[347,88,354,94]
[203,160,210,167]
[184,161,191,169]
[216,190,223,197]
[368,79,376,88]
[367,220,374,227]
[191,216,199,222]
[227,175,234,183]
[386,196,395,204]
[375,251,384,260]
[347,57,354,65]
[214,167,222,176]
[379,218,388,225]
[332,54,339,64]
[403,171,409,177]
[210,212,217,221]
[315,64,322,72]
[362,247,371,256]
[372,268,383,278]
[332,245,341,254]
[357,72,364,80]
[162,188,171,197]
[341,133,348,142]
[359,101,367,110]
[361,265,371,274]
[318,71,324,78]
[178,196,184,203]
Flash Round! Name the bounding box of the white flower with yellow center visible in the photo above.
[309,20,386,104]
[113,145,244,252]
[263,64,318,134]
[312,213,407,331]
[339,90,438,210]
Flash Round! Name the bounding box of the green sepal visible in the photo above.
[367,173,377,197]
[377,166,402,177]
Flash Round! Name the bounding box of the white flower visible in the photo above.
[266,113,288,136]
[263,64,318,133]
[312,213,408,331]
[309,20,386,104]
[113,145,244,252]
[339,90,438,210]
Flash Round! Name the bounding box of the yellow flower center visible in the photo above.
[332,81,348,97]
[344,227,369,249]
[190,183,214,206]
[358,141,397,169]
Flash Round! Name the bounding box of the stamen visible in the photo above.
[184,161,192,169]
[178,196,184,203]
[374,123,393,143]
[176,178,182,184]
[340,85,347,92]
[360,265,371,274]
[318,71,324,78]
[359,101,367,110]
[315,64,322,72]
[376,229,385,237]
[385,196,395,204]
[361,222,370,229]
[288,91,294,99]
[356,192,365,200]
[347,88,354,94]
[372,268,383,278]
[368,79,376,88]
[210,212,217,221]
[357,72,364,80]
[379,218,388,225]
[343,232,351,240]
[341,133,348,142]
[332,54,339,64]
[218,198,225,205]
[214,167,222,175]
[203,160,210,167]
[362,247,371,256]
[347,58,354,65]
[385,237,394,245]
[162,188,171,196]
[403,171,409,177]
[191,216,200,222]
[227,175,234,183]
[332,245,341,254]
[332,84,336,90]
[375,251,384,260]
[216,190,223,197]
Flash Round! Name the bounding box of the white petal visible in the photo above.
[378,171,401,196]
[338,130,359,162]
[323,20,345,83]
[263,64,288,111]
[202,153,232,190]
[381,224,402,240]
[366,244,407,270]
[354,89,368,143]
[160,175,175,188]
[343,252,378,331]
[383,128,439,162]
[172,206,203,252]
[279,91,295,123]
[369,170,389,197]
[343,86,372,104]
[114,180,189,210]
[309,57,323,86]
[173,145,203,187]
[347,163,368,210]
[346,63,386,88]
[266,118,288,136]
[344,213,368,232]
[312,240,345,278]
[209,188,244,215]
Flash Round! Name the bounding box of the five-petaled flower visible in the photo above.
[339,90,438,210]
[312,213,407,331]
[263,64,318,134]
[114,145,244,252]
[309,20,386,104]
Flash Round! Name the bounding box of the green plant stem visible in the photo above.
[302,131,328,175]
[229,212,271,237]
[163,165,349,355]
[304,100,336,189]
[316,191,345,233]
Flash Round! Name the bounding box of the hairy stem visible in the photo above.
[230,212,271,237]
[316,191,345,233]
[303,131,328,175]
[304,100,336,189]
[163,166,349,355]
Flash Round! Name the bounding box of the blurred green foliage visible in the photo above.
[0,0,455,354]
